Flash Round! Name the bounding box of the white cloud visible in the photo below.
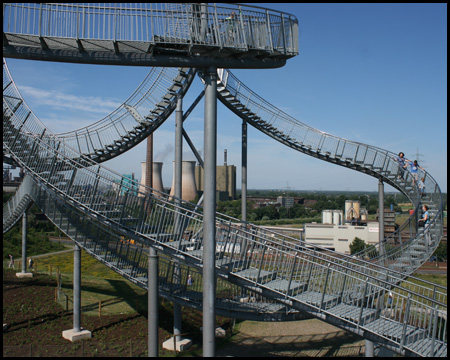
[18,85,121,115]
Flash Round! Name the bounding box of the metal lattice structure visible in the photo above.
[3,3,446,357]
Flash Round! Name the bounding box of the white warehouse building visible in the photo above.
[304,222,380,254]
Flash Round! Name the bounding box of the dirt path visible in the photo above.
[216,318,366,357]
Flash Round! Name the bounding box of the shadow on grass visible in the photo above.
[216,330,365,357]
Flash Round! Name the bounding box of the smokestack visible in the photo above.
[170,161,198,201]
[224,149,227,166]
[145,134,153,188]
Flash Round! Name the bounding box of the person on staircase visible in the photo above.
[392,152,409,180]
[418,204,431,245]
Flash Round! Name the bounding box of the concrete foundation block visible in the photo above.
[16,272,33,278]
[62,328,92,342]
[200,326,227,338]
[215,327,226,338]
[162,337,192,352]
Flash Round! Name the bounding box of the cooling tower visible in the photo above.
[152,162,164,193]
[140,161,164,195]
[169,160,198,201]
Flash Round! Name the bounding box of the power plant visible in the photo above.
[195,150,237,201]
[139,161,164,196]
[169,160,198,201]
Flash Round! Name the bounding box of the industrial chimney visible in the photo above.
[169,160,198,201]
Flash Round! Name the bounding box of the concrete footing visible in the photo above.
[16,272,33,278]
[200,326,226,338]
[162,337,192,352]
[62,328,92,342]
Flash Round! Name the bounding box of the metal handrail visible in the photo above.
[3,3,299,56]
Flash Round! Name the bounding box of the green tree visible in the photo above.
[349,237,366,255]
[434,241,447,261]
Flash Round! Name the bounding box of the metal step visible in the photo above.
[364,317,426,343]
[327,303,377,326]
[292,291,339,310]
[233,268,277,284]
[263,279,305,296]
[406,336,447,357]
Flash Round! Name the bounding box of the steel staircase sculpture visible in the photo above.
[3,59,447,357]
[215,68,444,275]
[3,3,446,357]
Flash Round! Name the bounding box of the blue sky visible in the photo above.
[5,3,447,192]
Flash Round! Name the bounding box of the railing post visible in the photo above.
[286,255,297,296]
[38,3,43,37]
[430,305,438,356]
[319,264,331,310]
[213,4,222,48]
[266,10,273,51]
[358,277,369,327]
[339,261,349,300]
[256,241,267,283]
[399,294,411,351]
[238,6,247,48]
[148,246,159,357]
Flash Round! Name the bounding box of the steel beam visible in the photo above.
[3,46,287,69]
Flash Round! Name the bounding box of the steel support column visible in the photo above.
[175,95,183,200]
[73,244,81,332]
[148,246,159,357]
[62,243,91,341]
[173,95,183,342]
[21,211,27,273]
[378,179,385,259]
[241,120,247,222]
[203,66,217,357]
[365,340,374,357]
